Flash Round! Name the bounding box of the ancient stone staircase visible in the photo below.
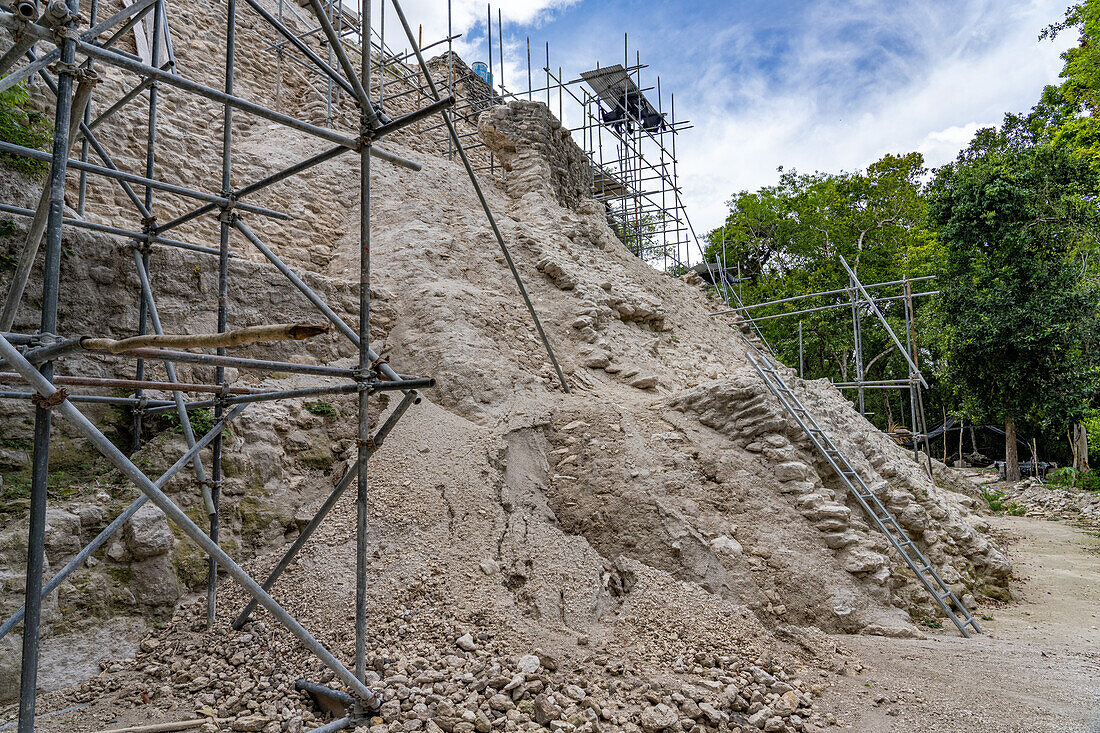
[744,348,983,638]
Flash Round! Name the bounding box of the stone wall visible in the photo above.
[478,100,593,209]
[427,51,495,125]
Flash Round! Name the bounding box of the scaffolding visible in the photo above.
[0,0,568,730]
[709,260,941,473]
[416,6,696,273]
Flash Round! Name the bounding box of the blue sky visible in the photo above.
[390,0,1076,238]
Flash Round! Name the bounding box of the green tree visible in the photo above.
[1036,1,1100,172]
[927,123,1100,480]
[705,153,937,429]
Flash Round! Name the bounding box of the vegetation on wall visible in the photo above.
[0,82,52,176]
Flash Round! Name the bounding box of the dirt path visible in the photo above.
[821,515,1100,732]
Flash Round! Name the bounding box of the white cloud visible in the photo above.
[355,0,1077,257]
[675,0,1075,235]
[362,0,578,65]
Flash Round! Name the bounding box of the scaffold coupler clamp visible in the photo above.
[31,387,68,410]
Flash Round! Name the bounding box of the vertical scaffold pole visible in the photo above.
[210,0,237,625]
[356,0,372,683]
[18,2,79,729]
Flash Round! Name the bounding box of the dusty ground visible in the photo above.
[822,514,1100,732]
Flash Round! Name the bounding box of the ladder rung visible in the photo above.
[750,353,978,638]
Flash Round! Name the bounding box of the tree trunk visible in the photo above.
[1005,415,1020,482]
[1071,422,1089,473]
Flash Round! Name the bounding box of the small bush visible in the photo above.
[304,400,337,417]
[1045,466,1100,493]
[0,82,53,176]
[165,408,229,440]
[983,489,1007,512]
[983,489,1026,515]
[1048,466,1079,487]
[1078,470,1100,493]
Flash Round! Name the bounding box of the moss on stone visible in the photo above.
[296,445,335,470]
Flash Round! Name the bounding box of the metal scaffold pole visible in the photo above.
[356,0,372,686]
[16,0,78,722]
[209,0,237,627]
[0,0,462,724]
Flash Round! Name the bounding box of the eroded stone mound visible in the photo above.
[0,1,1011,728]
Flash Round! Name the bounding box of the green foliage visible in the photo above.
[926,127,1100,438]
[704,153,938,428]
[1047,465,1100,492]
[304,399,337,417]
[0,82,52,176]
[1081,471,1100,492]
[1048,466,1081,485]
[1085,409,1100,465]
[0,218,16,236]
[165,408,229,440]
[1035,2,1100,175]
[982,489,1026,515]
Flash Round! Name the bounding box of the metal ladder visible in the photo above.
[745,351,983,638]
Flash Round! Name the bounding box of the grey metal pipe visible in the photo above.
[388,0,569,393]
[17,13,77,724]
[356,1,372,683]
[0,39,53,93]
[0,36,38,77]
[232,389,415,628]
[94,346,357,378]
[209,0,236,628]
[142,383,361,416]
[710,275,937,316]
[0,390,175,407]
[733,275,937,313]
[721,291,939,323]
[0,403,246,641]
[307,718,353,733]
[140,377,430,418]
[21,336,82,363]
[0,334,380,709]
[0,140,291,220]
[0,202,222,256]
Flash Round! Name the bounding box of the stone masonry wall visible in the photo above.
[478,100,593,209]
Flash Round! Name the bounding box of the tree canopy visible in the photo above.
[704,153,936,425]
[927,123,1100,449]
[703,1,1100,475]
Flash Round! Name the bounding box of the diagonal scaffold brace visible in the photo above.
[387,0,570,394]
